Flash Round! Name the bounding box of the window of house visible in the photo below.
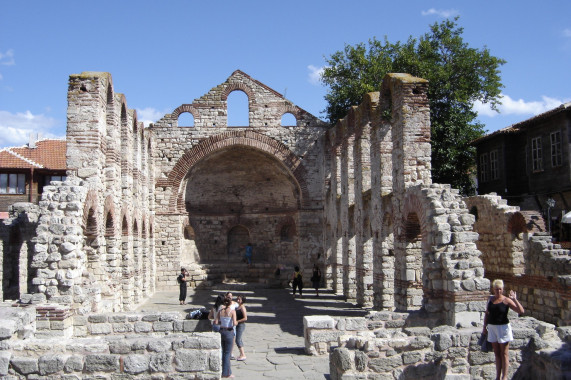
[531,137,543,172]
[479,153,489,183]
[0,173,26,194]
[551,131,562,167]
[44,175,67,185]
[490,150,499,180]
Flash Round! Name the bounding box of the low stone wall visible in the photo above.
[0,305,220,378]
[304,313,571,380]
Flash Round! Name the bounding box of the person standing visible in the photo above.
[216,297,237,378]
[234,295,248,361]
[177,267,189,305]
[311,264,322,297]
[292,265,303,298]
[208,294,225,332]
[482,279,524,380]
[244,242,253,267]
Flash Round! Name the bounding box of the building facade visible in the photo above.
[473,102,571,238]
[0,139,67,213]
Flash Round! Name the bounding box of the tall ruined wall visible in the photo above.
[465,194,571,326]
[324,74,487,326]
[21,72,156,313]
[150,70,328,288]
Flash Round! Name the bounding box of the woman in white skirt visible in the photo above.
[482,279,525,380]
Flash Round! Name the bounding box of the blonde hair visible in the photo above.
[492,279,504,289]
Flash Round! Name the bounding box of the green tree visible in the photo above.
[321,18,505,195]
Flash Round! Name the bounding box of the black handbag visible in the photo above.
[478,333,492,352]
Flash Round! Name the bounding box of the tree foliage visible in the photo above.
[321,18,505,195]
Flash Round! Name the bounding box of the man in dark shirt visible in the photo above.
[178,267,188,305]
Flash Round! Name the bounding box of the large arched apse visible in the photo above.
[183,146,301,272]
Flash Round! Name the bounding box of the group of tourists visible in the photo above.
[208,291,248,378]
[178,262,525,380]
[291,263,322,298]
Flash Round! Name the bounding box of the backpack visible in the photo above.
[177,274,182,284]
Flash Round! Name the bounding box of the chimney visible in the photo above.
[28,132,38,148]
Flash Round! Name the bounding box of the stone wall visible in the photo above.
[0,305,220,378]
[304,314,571,380]
[324,74,488,326]
[465,194,571,326]
[0,203,40,301]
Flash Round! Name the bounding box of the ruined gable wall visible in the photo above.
[149,71,328,288]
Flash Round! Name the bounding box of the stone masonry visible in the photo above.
[0,70,568,378]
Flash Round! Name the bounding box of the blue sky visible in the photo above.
[1,0,570,148]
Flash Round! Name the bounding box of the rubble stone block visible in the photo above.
[304,315,335,329]
[10,356,38,375]
[84,354,119,372]
[123,354,150,374]
[38,354,65,375]
[150,352,173,372]
[174,349,208,372]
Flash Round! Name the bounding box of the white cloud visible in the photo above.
[421,8,459,18]
[307,65,325,85]
[136,107,166,127]
[0,49,15,66]
[563,28,571,38]
[474,94,568,118]
[0,110,62,147]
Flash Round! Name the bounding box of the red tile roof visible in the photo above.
[0,139,66,170]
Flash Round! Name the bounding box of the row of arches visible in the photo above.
[82,192,155,311]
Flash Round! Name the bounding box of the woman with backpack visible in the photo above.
[292,265,303,298]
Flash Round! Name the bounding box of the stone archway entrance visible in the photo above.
[182,145,301,280]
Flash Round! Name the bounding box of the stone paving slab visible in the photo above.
[138,284,366,378]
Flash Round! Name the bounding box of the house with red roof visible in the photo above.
[0,138,67,215]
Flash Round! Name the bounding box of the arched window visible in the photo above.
[178,112,194,127]
[281,113,296,126]
[105,211,114,237]
[227,90,249,127]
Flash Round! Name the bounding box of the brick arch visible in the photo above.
[401,192,429,242]
[171,104,199,120]
[120,204,131,236]
[133,209,142,237]
[508,212,529,235]
[221,83,255,103]
[82,189,99,236]
[158,130,311,212]
[103,195,117,236]
[278,104,301,120]
[275,216,296,241]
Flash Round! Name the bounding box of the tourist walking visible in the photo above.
[177,267,189,305]
[234,295,248,361]
[311,264,322,297]
[215,297,237,378]
[292,265,303,298]
[482,279,524,380]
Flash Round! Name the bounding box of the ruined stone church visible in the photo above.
[0,70,568,378]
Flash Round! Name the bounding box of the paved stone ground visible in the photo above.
[138,283,367,379]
